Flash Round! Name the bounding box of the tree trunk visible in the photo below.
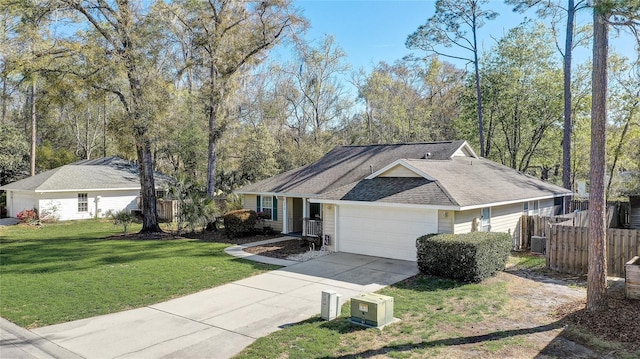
[587,3,608,312]
[30,80,36,176]
[127,65,161,234]
[1,75,7,124]
[136,134,161,234]
[562,0,575,215]
[472,19,485,157]
[206,65,218,200]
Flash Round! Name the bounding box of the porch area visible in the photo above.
[281,197,323,238]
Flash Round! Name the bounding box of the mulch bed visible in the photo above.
[182,230,284,245]
[106,230,284,244]
[555,287,640,350]
[242,239,309,259]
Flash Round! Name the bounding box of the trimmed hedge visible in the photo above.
[416,232,512,283]
[223,209,257,237]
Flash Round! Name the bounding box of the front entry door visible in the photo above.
[292,198,303,232]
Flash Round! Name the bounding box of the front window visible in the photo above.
[481,207,491,232]
[523,201,529,215]
[261,196,273,220]
[78,193,88,212]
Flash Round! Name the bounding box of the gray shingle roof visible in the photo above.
[316,157,572,208]
[0,157,172,192]
[317,177,457,206]
[236,140,468,195]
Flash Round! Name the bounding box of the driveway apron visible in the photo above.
[28,252,418,359]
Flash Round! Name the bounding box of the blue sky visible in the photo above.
[283,0,636,71]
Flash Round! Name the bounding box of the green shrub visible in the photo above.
[108,210,135,233]
[223,209,257,237]
[416,232,512,283]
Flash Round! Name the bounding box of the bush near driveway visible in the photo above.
[416,232,512,282]
[0,220,277,328]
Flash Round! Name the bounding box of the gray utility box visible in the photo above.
[321,290,341,320]
[531,236,547,254]
[350,293,394,327]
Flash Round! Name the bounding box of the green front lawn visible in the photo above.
[0,220,276,328]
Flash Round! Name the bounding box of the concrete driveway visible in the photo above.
[21,252,417,359]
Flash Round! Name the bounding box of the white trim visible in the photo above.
[451,141,479,159]
[459,194,570,211]
[235,191,317,198]
[334,204,339,252]
[311,193,571,212]
[2,187,162,194]
[365,159,436,180]
[281,196,288,234]
[311,198,459,211]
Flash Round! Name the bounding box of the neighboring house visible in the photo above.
[0,157,172,221]
[236,141,572,261]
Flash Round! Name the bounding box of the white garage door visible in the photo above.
[337,205,438,261]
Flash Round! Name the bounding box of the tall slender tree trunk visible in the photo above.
[562,0,576,214]
[1,76,7,124]
[472,20,485,157]
[206,65,219,200]
[587,2,608,312]
[30,80,36,176]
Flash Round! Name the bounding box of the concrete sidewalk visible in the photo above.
[3,250,418,359]
[0,317,81,359]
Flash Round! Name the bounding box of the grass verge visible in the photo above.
[0,220,277,328]
[237,275,511,359]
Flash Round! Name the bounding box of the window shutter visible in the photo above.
[272,196,278,221]
[256,195,261,212]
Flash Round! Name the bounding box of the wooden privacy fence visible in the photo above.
[547,226,640,278]
[516,215,572,250]
[157,199,179,222]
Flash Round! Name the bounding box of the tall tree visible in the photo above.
[165,0,306,202]
[55,0,165,233]
[606,56,640,197]
[284,35,350,141]
[587,0,640,312]
[406,0,497,157]
[588,0,608,311]
[476,23,563,173]
[507,0,589,213]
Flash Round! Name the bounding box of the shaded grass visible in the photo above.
[0,220,277,328]
[507,252,547,270]
[237,275,510,359]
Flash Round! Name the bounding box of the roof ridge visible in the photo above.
[339,140,458,148]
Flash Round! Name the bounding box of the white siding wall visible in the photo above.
[7,191,38,217]
[379,165,420,177]
[539,198,555,216]
[438,210,453,233]
[243,194,257,211]
[37,190,139,221]
[242,194,283,232]
[490,203,523,238]
[322,204,336,251]
[454,209,480,233]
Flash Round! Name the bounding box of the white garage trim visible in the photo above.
[336,204,438,261]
